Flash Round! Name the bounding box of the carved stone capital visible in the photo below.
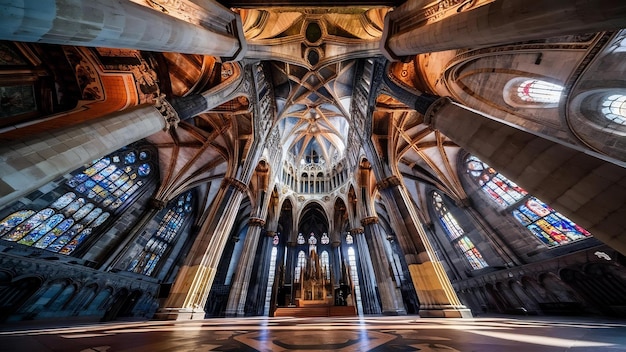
[265,230,277,237]
[376,176,401,191]
[154,94,181,131]
[423,96,452,128]
[350,227,364,235]
[360,216,379,226]
[223,177,248,194]
[248,217,265,227]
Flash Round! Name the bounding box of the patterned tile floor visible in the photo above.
[1,316,626,351]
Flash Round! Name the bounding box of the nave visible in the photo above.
[1,315,626,351]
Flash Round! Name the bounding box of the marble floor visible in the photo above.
[1,315,626,351]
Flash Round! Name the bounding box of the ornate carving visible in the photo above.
[376,176,401,190]
[361,216,379,226]
[350,227,364,235]
[154,94,181,131]
[223,177,248,194]
[266,230,277,237]
[248,217,266,227]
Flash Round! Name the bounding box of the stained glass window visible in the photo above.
[466,155,592,247]
[345,233,353,245]
[127,192,193,276]
[297,233,305,245]
[67,148,153,212]
[466,155,527,207]
[264,246,278,315]
[432,192,488,270]
[0,145,156,255]
[601,94,626,125]
[516,79,563,103]
[321,250,330,280]
[294,250,306,283]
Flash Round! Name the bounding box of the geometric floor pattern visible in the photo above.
[1,316,626,351]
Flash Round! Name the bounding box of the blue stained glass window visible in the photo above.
[59,228,92,254]
[34,218,75,249]
[51,193,76,210]
[3,208,54,241]
[466,155,592,248]
[126,192,193,276]
[66,151,153,212]
[138,163,151,177]
[0,210,35,237]
[18,214,64,246]
[0,144,156,255]
[432,192,488,270]
[125,152,137,164]
[139,151,149,160]
[47,224,84,252]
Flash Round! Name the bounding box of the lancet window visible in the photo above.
[432,192,488,270]
[516,79,563,103]
[126,191,193,276]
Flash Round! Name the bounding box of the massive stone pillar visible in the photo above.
[377,176,472,318]
[351,227,382,315]
[425,97,626,255]
[0,103,169,207]
[157,177,248,320]
[361,216,406,315]
[224,217,265,317]
[381,0,626,60]
[0,0,246,60]
[0,71,246,207]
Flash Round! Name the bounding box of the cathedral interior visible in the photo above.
[1,1,626,349]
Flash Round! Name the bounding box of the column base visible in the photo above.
[381,309,407,316]
[153,308,206,321]
[419,308,473,318]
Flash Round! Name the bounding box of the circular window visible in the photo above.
[601,94,626,125]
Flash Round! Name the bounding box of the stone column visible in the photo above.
[0,74,245,207]
[377,175,472,318]
[425,97,626,255]
[0,0,246,60]
[157,177,248,320]
[351,227,381,315]
[224,217,265,317]
[362,216,407,315]
[381,0,626,60]
[0,103,167,207]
